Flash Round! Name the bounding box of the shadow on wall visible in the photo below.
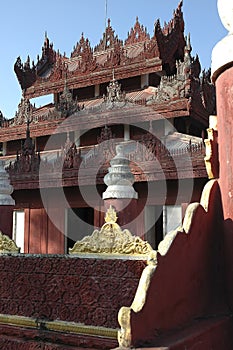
[117,180,233,349]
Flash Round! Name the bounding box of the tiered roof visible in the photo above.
[14,2,185,99]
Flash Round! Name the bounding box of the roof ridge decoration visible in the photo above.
[55,81,83,117]
[71,33,89,58]
[7,122,40,175]
[125,17,150,45]
[71,33,97,72]
[146,34,206,104]
[62,132,82,170]
[14,2,187,98]
[103,74,126,106]
[162,0,184,36]
[153,0,185,73]
[69,205,153,256]
[14,33,57,90]
[94,19,123,52]
[13,97,34,126]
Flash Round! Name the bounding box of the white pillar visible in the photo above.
[95,84,100,97]
[2,142,6,156]
[141,74,149,88]
[124,124,130,141]
[74,130,81,147]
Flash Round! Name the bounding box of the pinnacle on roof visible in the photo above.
[14,1,186,97]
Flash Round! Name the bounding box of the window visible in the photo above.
[12,210,25,253]
[145,205,182,249]
[65,207,94,253]
[163,205,182,237]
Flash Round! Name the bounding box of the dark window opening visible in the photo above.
[66,207,94,252]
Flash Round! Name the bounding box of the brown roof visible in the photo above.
[14,2,185,99]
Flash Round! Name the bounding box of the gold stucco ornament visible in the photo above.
[0,231,20,253]
[69,205,153,256]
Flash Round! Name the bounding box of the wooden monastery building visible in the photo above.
[0,1,215,254]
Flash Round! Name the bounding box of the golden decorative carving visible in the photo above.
[117,180,220,348]
[118,306,132,348]
[118,250,157,348]
[0,232,20,253]
[69,205,153,256]
[0,314,117,339]
[204,115,219,179]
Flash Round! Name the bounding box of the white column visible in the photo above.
[124,124,130,141]
[13,210,25,253]
[2,142,6,156]
[141,74,149,88]
[74,130,81,147]
[95,84,100,97]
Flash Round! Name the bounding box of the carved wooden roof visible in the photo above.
[0,62,215,142]
[5,130,207,190]
[14,2,186,99]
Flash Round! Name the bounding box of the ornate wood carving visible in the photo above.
[7,123,206,189]
[71,33,97,73]
[13,98,34,126]
[7,122,40,175]
[13,2,188,98]
[14,34,57,91]
[61,132,82,169]
[125,17,150,45]
[55,82,83,117]
[103,77,126,104]
[0,232,20,253]
[204,116,219,179]
[94,19,123,52]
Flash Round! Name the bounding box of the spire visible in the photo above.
[44,30,49,48]
[185,33,192,54]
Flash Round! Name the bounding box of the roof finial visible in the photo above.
[185,32,192,54]
[44,30,49,48]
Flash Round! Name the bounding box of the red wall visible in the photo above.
[216,66,233,221]
[215,65,233,314]
[0,255,146,348]
[128,181,230,347]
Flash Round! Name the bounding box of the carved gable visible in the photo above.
[125,17,150,45]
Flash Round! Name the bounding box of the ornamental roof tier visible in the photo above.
[0,78,214,142]
[14,2,186,99]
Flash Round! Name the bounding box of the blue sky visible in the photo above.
[0,0,226,119]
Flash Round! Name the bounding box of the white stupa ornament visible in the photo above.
[212,0,233,81]
[0,161,15,205]
[102,144,138,200]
